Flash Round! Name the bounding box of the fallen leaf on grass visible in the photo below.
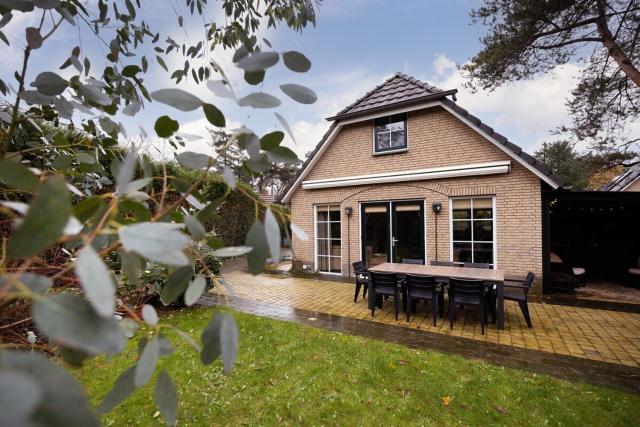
[493,404,508,415]
[397,359,410,365]
[442,396,453,406]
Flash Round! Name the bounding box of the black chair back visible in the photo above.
[352,260,367,274]
[370,272,397,291]
[449,277,485,302]
[430,260,456,267]
[523,271,535,294]
[405,274,437,293]
[463,262,492,269]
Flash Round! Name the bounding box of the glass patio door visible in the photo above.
[361,201,425,267]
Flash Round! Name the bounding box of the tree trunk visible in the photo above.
[595,0,640,87]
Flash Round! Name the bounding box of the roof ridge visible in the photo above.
[335,73,402,116]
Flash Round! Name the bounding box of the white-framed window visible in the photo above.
[373,113,407,153]
[450,197,496,266]
[316,205,341,273]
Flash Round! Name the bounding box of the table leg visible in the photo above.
[496,281,504,330]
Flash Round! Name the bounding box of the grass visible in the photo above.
[77,307,640,426]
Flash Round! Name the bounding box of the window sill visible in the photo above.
[373,148,408,156]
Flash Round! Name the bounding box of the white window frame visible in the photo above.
[315,205,342,275]
[449,196,497,267]
[372,113,408,155]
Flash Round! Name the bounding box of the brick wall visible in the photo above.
[289,106,543,285]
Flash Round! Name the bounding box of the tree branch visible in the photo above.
[533,37,603,49]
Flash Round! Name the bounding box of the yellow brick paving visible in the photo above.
[213,271,640,368]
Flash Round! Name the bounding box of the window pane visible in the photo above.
[330,222,341,239]
[317,208,328,222]
[376,132,390,150]
[318,239,329,257]
[329,207,340,221]
[473,220,493,242]
[317,222,328,238]
[318,256,329,271]
[452,220,471,241]
[390,130,405,148]
[330,240,341,256]
[452,242,472,263]
[473,198,493,219]
[452,199,471,219]
[474,243,493,264]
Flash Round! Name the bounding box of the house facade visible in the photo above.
[282,73,564,283]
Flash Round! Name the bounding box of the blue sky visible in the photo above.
[2,0,585,158]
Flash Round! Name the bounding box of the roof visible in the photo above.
[280,73,564,203]
[602,164,640,191]
[326,72,456,121]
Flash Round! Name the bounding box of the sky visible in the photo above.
[1,0,589,159]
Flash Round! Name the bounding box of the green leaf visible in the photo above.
[0,0,35,12]
[75,245,116,317]
[206,79,234,99]
[156,55,168,72]
[290,223,308,241]
[97,366,136,414]
[8,176,70,259]
[30,71,67,96]
[282,50,311,72]
[202,103,225,127]
[236,51,279,72]
[275,112,297,144]
[0,12,12,30]
[237,92,281,109]
[266,146,298,164]
[160,266,193,305]
[220,313,239,374]
[260,131,284,151]
[245,155,272,173]
[184,275,206,307]
[184,215,205,240]
[0,272,53,293]
[80,84,111,106]
[244,70,264,85]
[200,312,222,364]
[154,370,178,426]
[0,350,99,426]
[119,222,189,266]
[222,167,236,190]
[122,64,141,77]
[151,88,203,112]
[75,151,96,164]
[245,220,269,274]
[0,159,38,191]
[210,246,252,257]
[142,304,158,325]
[264,208,281,262]
[115,148,139,198]
[73,195,103,222]
[119,250,143,287]
[176,151,214,169]
[154,115,179,138]
[25,26,42,49]
[33,0,61,9]
[33,293,126,355]
[135,335,159,387]
[280,83,317,104]
[0,371,41,425]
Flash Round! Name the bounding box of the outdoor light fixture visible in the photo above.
[432,203,442,214]
[344,206,353,217]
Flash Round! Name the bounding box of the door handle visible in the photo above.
[392,237,399,246]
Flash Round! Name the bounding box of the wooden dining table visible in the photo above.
[368,262,506,330]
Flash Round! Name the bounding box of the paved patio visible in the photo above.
[210,271,640,369]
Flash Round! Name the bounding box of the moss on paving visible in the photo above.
[77,308,640,426]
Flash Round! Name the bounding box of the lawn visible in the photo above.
[77,307,639,426]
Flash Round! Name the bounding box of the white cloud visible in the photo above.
[426,54,583,151]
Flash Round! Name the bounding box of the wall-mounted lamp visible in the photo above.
[432,203,442,215]
[344,206,353,217]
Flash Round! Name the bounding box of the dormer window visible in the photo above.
[374,113,407,154]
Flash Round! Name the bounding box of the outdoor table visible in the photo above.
[367,262,506,330]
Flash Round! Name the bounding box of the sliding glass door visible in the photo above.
[361,200,425,267]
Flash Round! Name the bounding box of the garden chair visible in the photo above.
[404,274,442,326]
[430,260,456,267]
[502,271,535,328]
[463,262,492,269]
[369,271,401,320]
[448,277,487,334]
[352,261,369,303]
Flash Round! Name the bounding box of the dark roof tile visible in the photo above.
[602,164,640,191]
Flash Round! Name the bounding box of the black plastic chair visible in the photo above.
[463,262,492,269]
[503,271,535,328]
[448,277,487,334]
[404,274,442,326]
[402,258,423,264]
[430,260,456,267]
[352,261,369,303]
[370,271,401,320]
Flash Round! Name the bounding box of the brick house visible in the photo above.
[281,73,564,284]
